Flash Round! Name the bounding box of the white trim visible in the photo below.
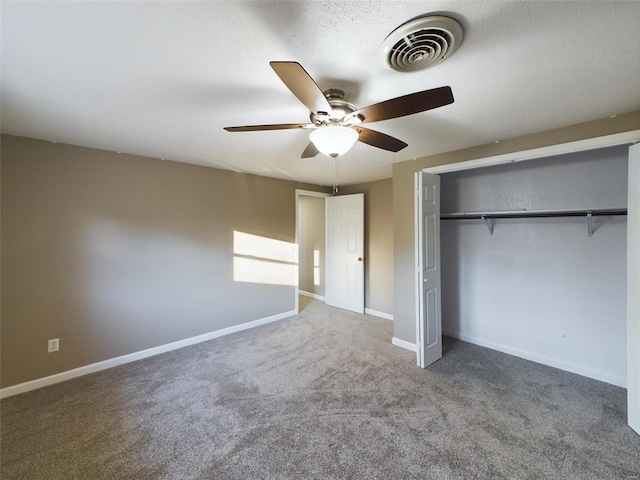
[365,308,394,321]
[0,309,296,399]
[295,189,332,199]
[299,290,325,301]
[442,329,626,388]
[300,293,396,321]
[626,143,640,434]
[392,337,417,352]
[424,130,640,175]
[414,171,423,367]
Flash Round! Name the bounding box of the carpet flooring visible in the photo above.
[1,297,639,479]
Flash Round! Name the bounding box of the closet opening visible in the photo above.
[415,132,640,434]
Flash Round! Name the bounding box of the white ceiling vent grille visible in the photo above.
[379,15,463,72]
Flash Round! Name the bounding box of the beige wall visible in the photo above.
[4,110,636,387]
[340,179,393,316]
[392,111,640,343]
[0,135,328,388]
[298,195,325,297]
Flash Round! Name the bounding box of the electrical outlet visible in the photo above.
[48,338,59,353]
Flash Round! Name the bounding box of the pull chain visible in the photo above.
[332,154,340,195]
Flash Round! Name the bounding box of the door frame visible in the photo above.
[627,142,640,435]
[295,189,331,314]
[416,129,640,433]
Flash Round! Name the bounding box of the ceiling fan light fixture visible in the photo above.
[309,126,359,157]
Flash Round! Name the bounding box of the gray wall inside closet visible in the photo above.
[440,145,629,386]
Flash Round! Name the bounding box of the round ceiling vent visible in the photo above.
[379,15,463,72]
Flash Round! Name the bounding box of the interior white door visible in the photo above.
[416,171,442,368]
[325,193,364,313]
[628,143,640,435]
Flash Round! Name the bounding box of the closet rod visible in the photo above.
[440,207,627,220]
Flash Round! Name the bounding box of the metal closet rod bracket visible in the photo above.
[440,207,628,237]
[481,216,495,235]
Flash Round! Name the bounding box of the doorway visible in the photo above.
[295,190,330,313]
[295,190,365,315]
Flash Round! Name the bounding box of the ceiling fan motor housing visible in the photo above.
[380,15,464,72]
[310,89,359,126]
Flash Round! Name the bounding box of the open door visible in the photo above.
[628,143,640,435]
[415,171,442,368]
[325,193,365,313]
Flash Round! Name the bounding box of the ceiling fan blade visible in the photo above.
[224,123,309,132]
[353,126,408,152]
[270,61,332,115]
[353,86,454,124]
[301,142,319,158]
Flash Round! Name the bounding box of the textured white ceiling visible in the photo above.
[2,1,639,186]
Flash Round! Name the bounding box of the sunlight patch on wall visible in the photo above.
[314,249,321,286]
[233,231,298,286]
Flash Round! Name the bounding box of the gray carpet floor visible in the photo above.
[1,297,639,479]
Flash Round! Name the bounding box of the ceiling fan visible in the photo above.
[224,61,454,159]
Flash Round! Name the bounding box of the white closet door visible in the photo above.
[416,172,442,368]
[628,143,640,435]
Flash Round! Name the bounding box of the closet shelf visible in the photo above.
[440,207,627,237]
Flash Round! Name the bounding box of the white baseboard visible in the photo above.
[299,292,393,321]
[0,309,297,399]
[392,337,417,352]
[299,290,325,301]
[442,329,626,388]
[365,308,394,321]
